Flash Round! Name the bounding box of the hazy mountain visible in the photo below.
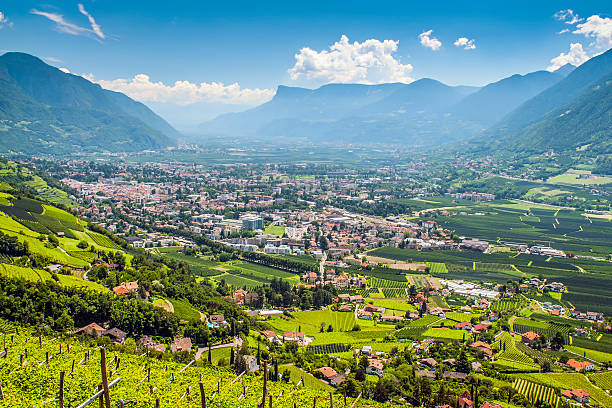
[201,79,483,145]
[0,52,179,154]
[199,69,572,146]
[554,63,577,77]
[449,70,563,127]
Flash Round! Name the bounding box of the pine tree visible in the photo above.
[230,347,235,365]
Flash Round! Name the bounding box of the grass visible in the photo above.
[268,310,357,336]
[547,169,612,186]
[366,299,416,312]
[279,364,333,392]
[0,263,109,293]
[422,327,470,341]
[565,345,612,364]
[169,298,202,322]
[264,225,286,236]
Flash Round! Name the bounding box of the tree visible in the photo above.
[77,240,89,249]
[373,380,389,402]
[540,360,552,373]
[457,350,471,374]
[230,347,235,365]
[318,235,329,250]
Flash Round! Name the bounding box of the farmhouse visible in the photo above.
[316,366,338,382]
[112,281,139,295]
[208,314,228,327]
[521,331,540,345]
[137,336,166,352]
[566,359,595,372]
[243,355,259,373]
[365,360,384,376]
[73,322,105,338]
[561,389,590,403]
[170,337,192,353]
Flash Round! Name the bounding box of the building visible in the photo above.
[567,359,595,372]
[137,336,166,353]
[171,337,192,353]
[208,314,228,327]
[521,331,540,345]
[241,214,264,231]
[103,328,126,344]
[73,322,105,338]
[561,389,590,403]
[366,360,384,376]
[243,355,260,373]
[112,281,139,296]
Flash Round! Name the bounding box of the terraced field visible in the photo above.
[268,310,357,336]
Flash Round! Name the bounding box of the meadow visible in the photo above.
[267,310,357,336]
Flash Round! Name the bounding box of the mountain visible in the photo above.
[554,63,576,77]
[199,69,569,147]
[201,79,483,145]
[0,52,179,154]
[487,48,612,139]
[449,70,563,127]
[485,70,612,153]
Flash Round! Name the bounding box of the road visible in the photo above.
[319,251,327,280]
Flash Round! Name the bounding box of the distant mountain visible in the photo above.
[554,63,576,77]
[201,79,484,145]
[0,52,179,154]
[449,70,563,127]
[199,69,570,146]
[487,48,612,139]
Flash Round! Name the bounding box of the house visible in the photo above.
[459,397,474,408]
[243,355,259,373]
[443,371,467,381]
[358,310,373,320]
[262,330,277,343]
[420,358,437,368]
[349,295,364,303]
[363,304,384,313]
[521,331,540,345]
[338,294,350,302]
[471,362,483,372]
[112,281,138,296]
[103,328,126,344]
[316,366,338,382]
[283,332,305,343]
[561,389,590,403]
[472,323,489,333]
[338,304,353,312]
[455,321,472,331]
[137,336,166,353]
[73,323,105,338]
[329,374,345,387]
[380,315,404,323]
[479,403,503,408]
[469,341,492,358]
[366,360,384,376]
[171,337,192,353]
[414,369,436,379]
[208,314,228,327]
[567,359,595,372]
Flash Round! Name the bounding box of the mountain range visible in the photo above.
[0,52,179,154]
[199,65,576,147]
[1,49,610,156]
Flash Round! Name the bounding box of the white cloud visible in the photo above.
[573,15,612,49]
[547,42,590,71]
[419,30,442,51]
[77,4,105,40]
[31,5,105,41]
[85,73,274,106]
[288,35,413,84]
[554,9,584,25]
[0,11,13,28]
[558,28,570,34]
[453,37,476,50]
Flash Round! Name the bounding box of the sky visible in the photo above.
[1,0,611,129]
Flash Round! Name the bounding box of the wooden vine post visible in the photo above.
[59,371,65,408]
[100,348,111,408]
[260,360,268,408]
[199,381,206,408]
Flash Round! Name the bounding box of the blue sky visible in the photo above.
[1,0,611,128]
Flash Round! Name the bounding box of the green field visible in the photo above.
[0,263,108,293]
[547,169,612,186]
[279,364,333,392]
[519,373,612,407]
[169,298,203,322]
[264,225,286,236]
[268,310,357,336]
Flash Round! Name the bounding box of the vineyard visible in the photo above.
[513,379,560,408]
[380,288,406,298]
[306,343,351,354]
[367,277,410,289]
[426,262,447,273]
[0,321,391,408]
[491,298,527,312]
[512,318,571,343]
[492,333,540,372]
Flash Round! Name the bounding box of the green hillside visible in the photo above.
[0,52,178,154]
